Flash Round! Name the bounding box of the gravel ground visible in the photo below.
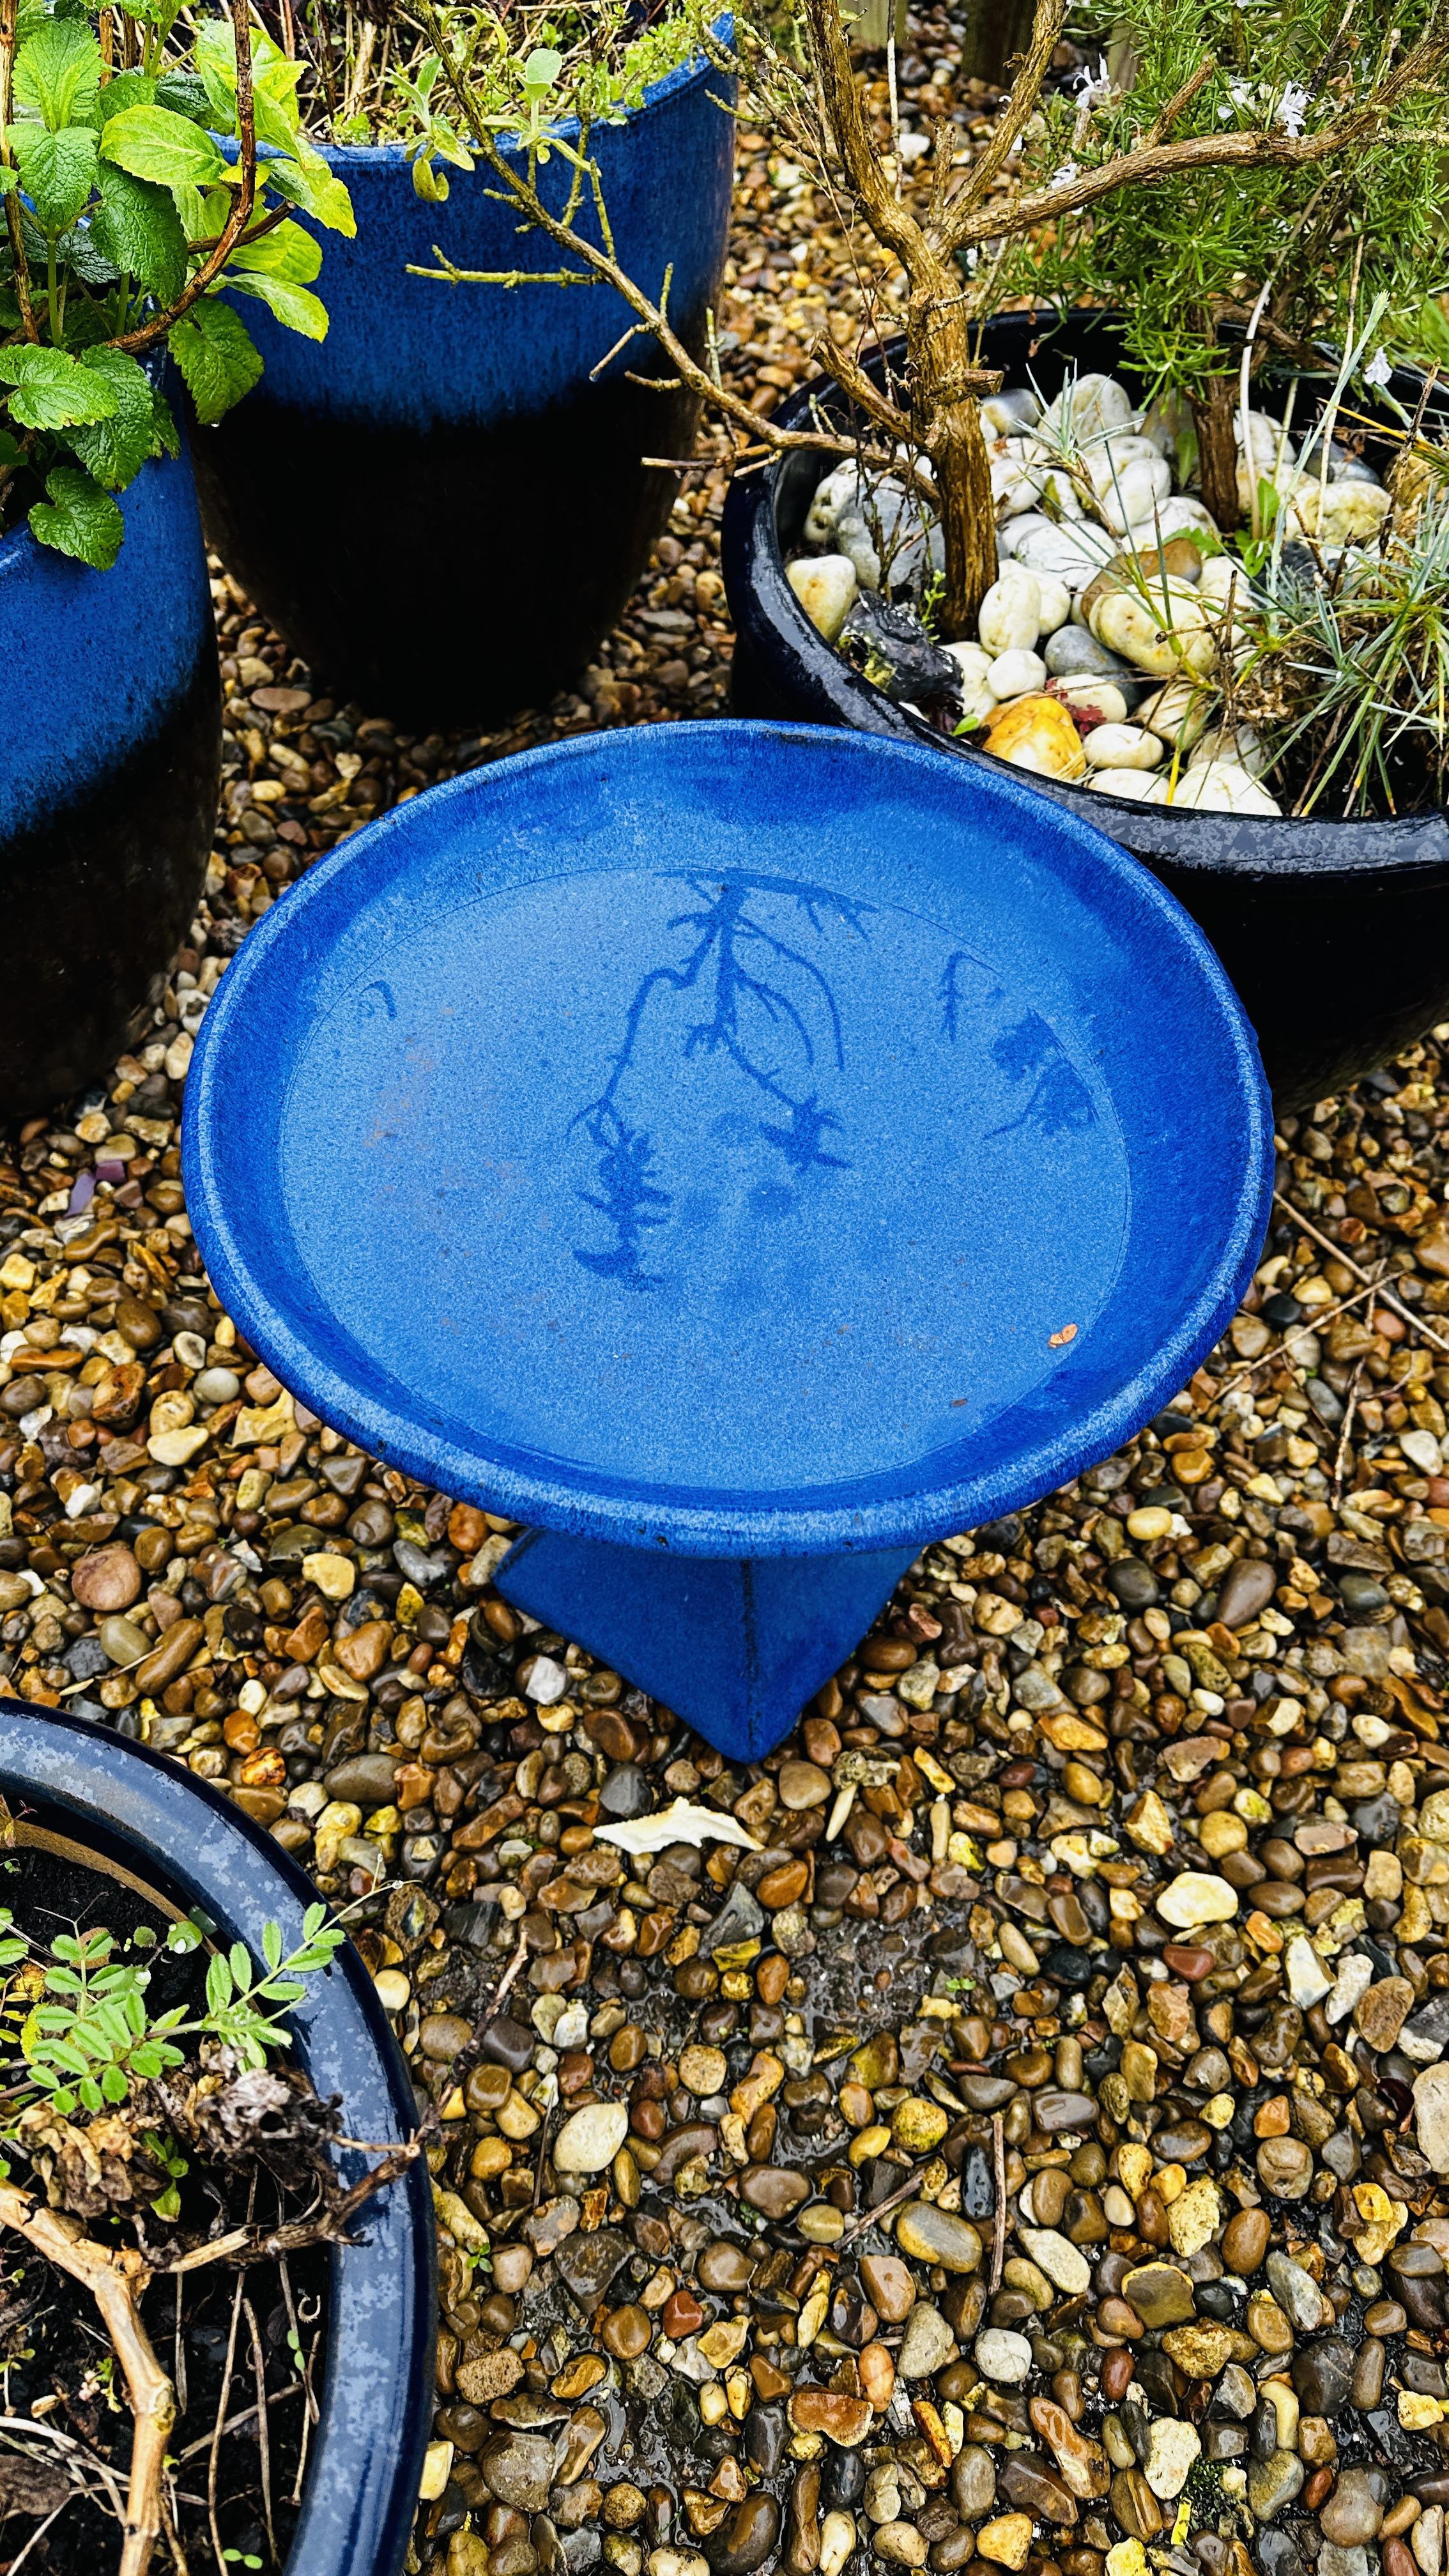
[5,19,1449,2574]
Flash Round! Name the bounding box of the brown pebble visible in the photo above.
[601,2304,652,2360]
[1305,2469,1334,2511]
[72,1543,142,1611]
[1222,2209,1271,2275]
[1365,2299,1407,2337]
[663,2288,705,2339]
[1101,2349,1134,2403]
[758,1859,809,1910]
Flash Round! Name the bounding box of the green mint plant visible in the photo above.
[0,0,355,566]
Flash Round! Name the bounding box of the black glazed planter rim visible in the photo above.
[0,1701,435,2576]
[722,309,1449,878]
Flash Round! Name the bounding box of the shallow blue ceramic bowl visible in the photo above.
[192,41,736,726]
[183,719,1273,1558]
[0,427,218,1114]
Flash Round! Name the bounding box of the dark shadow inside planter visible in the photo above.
[724,309,1449,1111]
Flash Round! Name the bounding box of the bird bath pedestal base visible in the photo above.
[497,1532,919,1763]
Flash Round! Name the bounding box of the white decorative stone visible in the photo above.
[1086,768,1160,800]
[1144,767,1237,810]
[1156,1871,1240,1928]
[1016,2228,1091,2294]
[1144,2421,1202,2501]
[1034,574,1071,634]
[1137,678,1213,748]
[554,2103,630,2173]
[1190,721,1265,776]
[1292,480,1393,544]
[1055,677,1129,726]
[1044,371,1133,445]
[977,566,1043,656]
[1091,581,1216,679]
[1284,1934,1333,2008]
[1014,519,1118,585]
[944,641,998,729]
[1084,723,1162,770]
[973,2327,1033,2385]
[986,647,1048,699]
[787,555,858,643]
[1096,454,1173,536]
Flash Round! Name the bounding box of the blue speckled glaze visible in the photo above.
[183,721,1271,1752]
[0,437,211,848]
[0,1703,434,2576]
[219,40,735,429]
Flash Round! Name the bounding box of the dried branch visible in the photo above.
[0,2183,174,2576]
[1142,53,1216,150]
[942,16,1449,252]
[950,0,1064,220]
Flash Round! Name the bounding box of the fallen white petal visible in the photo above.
[594,1798,763,1856]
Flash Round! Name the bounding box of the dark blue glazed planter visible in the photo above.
[723,311,1449,1111]
[0,431,219,1116]
[181,719,1272,1757]
[0,1702,435,2576]
[192,45,735,728]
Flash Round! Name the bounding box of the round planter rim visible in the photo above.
[183,713,1273,1560]
[737,311,1449,872]
[242,14,732,169]
[0,1701,436,2576]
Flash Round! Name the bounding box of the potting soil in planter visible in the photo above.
[0,1828,330,2575]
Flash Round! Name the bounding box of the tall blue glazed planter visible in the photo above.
[191,45,736,729]
[0,429,219,1117]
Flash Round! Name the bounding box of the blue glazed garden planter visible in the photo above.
[0,429,219,1116]
[191,44,735,728]
[0,1703,434,2576]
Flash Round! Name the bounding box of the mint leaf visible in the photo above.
[12,17,100,131]
[168,295,263,420]
[8,123,98,232]
[100,103,227,189]
[31,466,121,566]
[96,70,157,123]
[0,343,118,430]
[68,345,157,487]
[153,68,211,123]
[93,163,188,303]
[224,270,326,339]
[266,143,355,237]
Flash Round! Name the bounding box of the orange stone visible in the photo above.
[788,2389,873,2448]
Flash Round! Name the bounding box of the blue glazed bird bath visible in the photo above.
[190,42,735,729]
[183,721,1273,1760]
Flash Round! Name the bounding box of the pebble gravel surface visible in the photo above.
[5,19,1449,2575]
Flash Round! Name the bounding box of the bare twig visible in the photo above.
[1271,1190,1449,1354]
[244,2297,273,2566]
[114,0,258,355]
[0,2184,174,2576]
[833,2168,924,2246]
[207,2271,247,2576]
